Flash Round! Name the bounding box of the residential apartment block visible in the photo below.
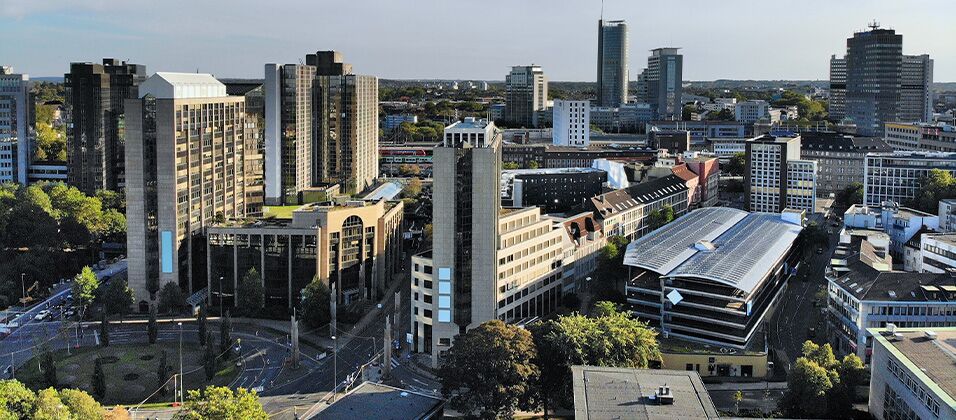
[552,100,589,147]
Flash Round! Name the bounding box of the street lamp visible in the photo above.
[331,335,337,403]
[20,273,25,302]
[177,321,183,405]
[218,276,224,310]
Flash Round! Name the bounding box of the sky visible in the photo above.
[2,0,954,82]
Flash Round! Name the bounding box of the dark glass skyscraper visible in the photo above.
[596,20,628,107]
[641,48,683,120]
[65,59,145,193]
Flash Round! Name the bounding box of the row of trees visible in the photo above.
[438,302,661,418]
[780,341,867,418]
[394,120,447,143]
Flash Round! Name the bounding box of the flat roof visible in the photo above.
[311,382,443,420]
[624,207,803,295]
[869,328,956,407]
[571,366,718,420]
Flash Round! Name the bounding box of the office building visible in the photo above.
[552,100,589,147]
[624,207,804,349]
[638,48,683,120]
[223,80,265,217]
[500,167,606,213]
[745,134,817,213]
[843,202,939,259]
[868,327,954,420]
[799,132,891,198]
[884,122,956,152]
[503,143,656,169]
[940,199,956,232]
[734,100,770,124]
[596,19,628,107]
[0,66,31,184]
[571,366,719,420]
[550,211,606,295]
[830,24,933,136]
[504,65,547,128]
[0,140,17,183]
[829,55,847,121]
[863,151,956,206]
[206,199,403,308]
[648,130,690,154]
[126,73,253,306]
[65,59,146,194]
[646,120,751,144]
[587,175,689,240]
[589,103,653,133]
[27,162,68,183]
[918,232,956,274]
[264,51,379,203]
[383,114,417,131]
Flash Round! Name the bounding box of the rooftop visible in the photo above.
[800,132,892,152]
[571,366,718,420]
[624,207,803,296]
[310,382,444,420]
[362,181,404,201]
[869,327,956,404]
[138,72,227,99]
[590,175,688,217]
[829,236,956,302]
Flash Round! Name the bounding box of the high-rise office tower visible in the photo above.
[126,73,252,305]
[596,20,628,107]
[641,48,683,120]
[264,64,316,204]
[828,55,847,121]
[745,134,817,213]
[223,80,266,216]
[504,65,548,128]
[309,51,379,194]
[830,23,933,136]
[65,59,146,194]
[0,66,32,184]
[264,51,378,202]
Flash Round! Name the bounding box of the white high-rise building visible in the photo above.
[0,66,32,184]
[552,100,590,147]
[735,100,770,123]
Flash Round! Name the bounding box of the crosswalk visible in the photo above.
[390,357,400,368]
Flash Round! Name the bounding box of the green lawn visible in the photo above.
[18,342,239,405]
[263,205,303,219]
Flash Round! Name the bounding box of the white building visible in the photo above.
[843,202,939,259]
[868,327,954,420]
[708,138,747,159]
[552,100,590,147]
[940,199,956,232]
[920,233,956,274]
[734,100,770,124]
[0,66,31,184]
[0,140,17,183]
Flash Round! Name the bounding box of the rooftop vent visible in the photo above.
[887,323,897,334]
[888,290,897,298]
[694,240,717,252]
[893,332,904,341]
[653,385,675,405]
[926,331,938,340]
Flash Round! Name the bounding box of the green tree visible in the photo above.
[72,267,99,310]
[92,359,106,400]
[33,388,69,420]
[502,161,520,170]
[724,152,746,176]
[528,160,540,169]
[797,222,830,261]
[404,177,423,199]
[529,308,661,409]
[398,163,421,177]
[177,386,268,420]
[779,341,865,418]
[99,314,109,347]
[646,205,675,230]
[58,388,104,420]
[197,306,208,347]
[203,332,217,381]
[98,280,134,317]
[438,320,539,419]
[733,390,743,415]
[908,168,956,213]
[148,307,158,344]
[219,312,233,359]
[158,282,185,314]
[300,279,332,329]
[0,379,36,419]
[591,301,619,318]
[94,189,126,212]
[835,182,863,209]
[40,349,56,388]
[236,268,264,316]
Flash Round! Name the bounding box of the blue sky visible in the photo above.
[2,0,954,81]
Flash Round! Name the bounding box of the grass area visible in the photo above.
[263,204,303,219]
[18,342,239,405]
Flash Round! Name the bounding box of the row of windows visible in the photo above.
[886,358,941,417]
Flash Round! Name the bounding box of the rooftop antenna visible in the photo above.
[600,0,604,21]
[869,19,880,30]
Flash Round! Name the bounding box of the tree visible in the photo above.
[779,341,865,418]
[398,164,421,177]
[204,332,217,381]
[40,349,56,388]
[72,267,99,310]
[300,279,331,329]
[529,308,661,410]
[33,388,69,419]
[528,160,540,169]
[907,168,956,213]
[148,307,158,344]
[646,205,675,231]
[58,388,104,420]
[158,282,185,314]
[236,268,264,316]
[835,182,864,209]
[219,312,233,359]
[178,386,268,420]
[158,351,170,397]
[104,405,131,420]
[502,162,520,170]
[98,279,134,317]
[99,314,109,347]
[404,177,423,199]
[591,301,619,318]
[797,222,830,261]
[423,224,433,243]
[733,390,743,415]
[724,152,746,176]
[197,306,208,347]
[0,379,36,419]
[438,320,539,419]
[92,359,106,400]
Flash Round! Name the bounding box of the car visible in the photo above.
[34,310,51,321]
[64,309,76,318]
[816,248,824,254]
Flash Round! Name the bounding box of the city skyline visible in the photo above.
[3,0,954,82]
